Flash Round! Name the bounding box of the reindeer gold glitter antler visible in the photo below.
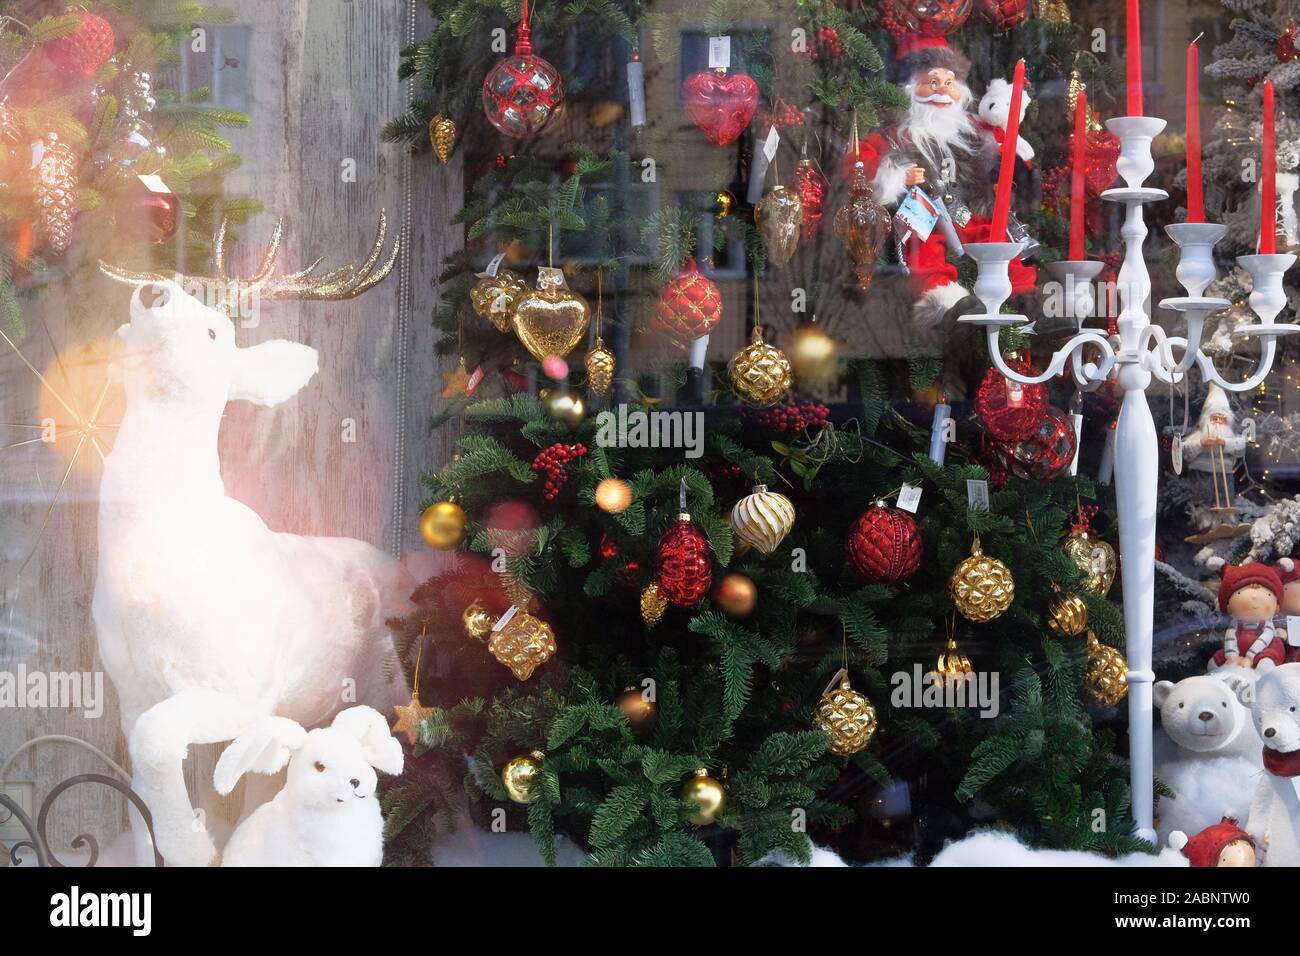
[98,211,400,303]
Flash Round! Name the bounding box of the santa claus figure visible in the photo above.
[1211,562,1286,678]
[842,36,1037,324]
[1181,384,1249,534]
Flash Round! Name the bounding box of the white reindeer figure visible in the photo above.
[94,216,411,866]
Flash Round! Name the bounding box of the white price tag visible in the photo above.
[1171,437,1183,475]
[492,605,520,633]
[1288,616,1300,647]
[897,483,922,514]
[484,252,507,277]
[137,173,172,194]
[966,479,990,511]
[537,266,565,289]
[762,124,780,162]
[708,36,731,70]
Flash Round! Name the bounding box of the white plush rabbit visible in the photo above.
[213,706,404,867]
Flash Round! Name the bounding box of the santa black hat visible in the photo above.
[894,35,971,84]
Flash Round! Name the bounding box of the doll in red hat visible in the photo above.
[1169,817,1257,867]
[1274,558,1300,663]
[1211,562,1286,676]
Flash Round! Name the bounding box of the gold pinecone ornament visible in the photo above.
[728,326,791,407]
[640,582,668,628]
[34,133,77,253]
[428,114,457,164]
[1062,530,1116,597]
[586,337,615,395]
[1083,631,1128,708]
[950,537,1015,623]
[730,484,795,555]
[464,604,557,681]
[814,673,878,756]
[1047,588,1089,637]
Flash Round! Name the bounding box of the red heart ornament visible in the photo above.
[681,70,759,146]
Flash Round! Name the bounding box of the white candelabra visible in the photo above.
[960,115,1300,844]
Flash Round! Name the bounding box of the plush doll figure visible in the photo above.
[1273,558,1300,662]
[1169,817,1257,867]
[1211,562,1286,678]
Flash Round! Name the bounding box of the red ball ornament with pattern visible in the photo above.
[881,0,973,39]
[979,0,1028,31]
[681,69,759,146]
[975,357,1048,442]
[983,406,1077,481]
[45,10,115,78]
[482,0,564,138]
[847,504,922,584]
[653,258,723,343]
[791,157,829,243]
[656,513,714,606]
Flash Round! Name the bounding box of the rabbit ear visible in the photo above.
[331,706,405,775]
[213,716,307,795]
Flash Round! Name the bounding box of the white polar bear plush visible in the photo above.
[213,706,404,867]
[1246,663,1300,866]
[1153,675,1262,842]
[978,78,1034,165]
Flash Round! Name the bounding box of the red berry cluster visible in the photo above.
[758,103,804,131]
[747,401,830,433]
[532,442,587,500]
[808,27,844,60]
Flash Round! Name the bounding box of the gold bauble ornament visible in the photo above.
[755,183,803,267]
[935,637,972,683]
[728,326,791,407]
[585,337,615,395]
[594,477,633,513]
[949,536,1015,622]
[1047,588,1089,637]
[420,500,467,550]
[1083,631,1128,708]
[730,484,795,555]
[713,189,735,219]
[814,674,878,756]
[616,686,657,736]
[470,269,526,332]
[541,386,586,426]
[502,751,545,804]
[790,321,838,389]
[428,114,457,164]
[512,274,591,361]
[1062,530,1117,598]
[465,606,558,680]
[463,599,496,640]
[640,582,668,628]
[1035,0,1071,25]
[681,768,726,825]
[713,572,757,617]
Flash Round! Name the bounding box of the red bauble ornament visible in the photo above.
[881,0,973,39]
[847,504,922,584]
[45,10,115,78]
[1278,21,1299,62]
[122,175,179,243]
[983,406,1077,481]
[681,69,759,146]
[481,0,564,138]
[791,157,829,243]
[656,513,714,606]
[979,0,1028,31]
[1068,125,1121,198]
[975,357,1048,442]
[653,258,723,343]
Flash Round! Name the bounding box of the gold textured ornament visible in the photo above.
[502,751,545,804]
[420,500,467,550]
[713,189,735,219]
[512,271,590,360]
[488,610,557,680]
[585,338,615,394]
[1083,631,1128,708]
[681,768,726,825]
[815,673,878,756]
[728,326,791,407]
[470,268,526,332]
[616,686,657,736]
[428,114,457,164]
[950,536,1015,622]
[1062,530,1116,597]
[935,637,973,683]
[463,600,496,640]
[833,158,890,291]
[756,183,803,267]
[594,476,633,513]
[392,691,435,745]
[1047,588,1089,637]
[34,133,77,253]
[1035,0,1071,25]
[640,582,668,628]
[730,484,795,555]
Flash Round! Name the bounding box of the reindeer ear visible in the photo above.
[229,340,318,406]
[213,717,307,795]
[332,706,405,775]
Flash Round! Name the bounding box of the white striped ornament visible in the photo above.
[729,485,795,555]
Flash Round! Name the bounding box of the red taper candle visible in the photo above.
[1261,80,1276,254]
[1069,89,1088,259]
[990,58,1026,243]
[1126,0,1143,116]
[1186,41,1204,222]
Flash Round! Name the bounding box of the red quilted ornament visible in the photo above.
[653,259,723,343]
[45,10,114,78]
[975,357,1048,442]
[791,156,829,243]
[681,69,759,146]
[847,504,922,584]
[656,513,714,606]
[983,406,1077,481]
[881,0,973,39]
[482,0,564,138]
[979,0,1028,30]
[1279,21,1299,62]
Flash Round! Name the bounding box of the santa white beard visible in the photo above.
[900,84,982,177]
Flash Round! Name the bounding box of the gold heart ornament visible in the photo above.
[512,280,590,361]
